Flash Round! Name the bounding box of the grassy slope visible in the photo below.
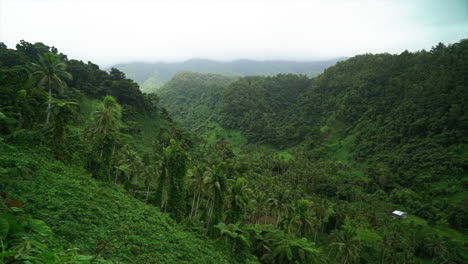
[0,143,247,264]
[200,122,294,160]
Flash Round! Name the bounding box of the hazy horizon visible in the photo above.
[1,0,467,67]
[110,57,348,66]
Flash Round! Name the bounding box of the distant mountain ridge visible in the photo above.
[112,58,346,93]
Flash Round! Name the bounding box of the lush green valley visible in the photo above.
[157,40,468,262]
[1,39,467,264]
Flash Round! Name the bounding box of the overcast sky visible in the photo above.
[1,0,467,67]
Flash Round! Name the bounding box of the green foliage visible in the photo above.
[86,96,123,181]
[0,194,101,263]
[227,177,250,223]
[30,52,73,123]
[1,38,467,264]
[0,144,246,264]
[165,139,188,222]
[204,164,228,235]
[158,72,237,130]
[329,229,362,264]
[215,223,252,254]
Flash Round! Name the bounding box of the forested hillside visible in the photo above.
[1,39,467,264]
[157,72,238,129]
[113,58,344,93]
[157,40,468,262]
[0,41,250,263]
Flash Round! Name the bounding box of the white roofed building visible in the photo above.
[392,210,408,219]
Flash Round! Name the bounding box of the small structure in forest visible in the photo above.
[392,210,408,219]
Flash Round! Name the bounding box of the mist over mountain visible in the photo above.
[112,58,346,93]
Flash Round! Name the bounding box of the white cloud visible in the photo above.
[1,0,466,66]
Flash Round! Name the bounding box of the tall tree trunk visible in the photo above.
[276,210,281,227]
[194,190,201,219]
[145,184,150,202]
[205,198,214,234]
[46,84,52,124]
[190,190,197,218]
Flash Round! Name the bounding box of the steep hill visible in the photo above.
[113,58,344,93]
[0,141,244,264]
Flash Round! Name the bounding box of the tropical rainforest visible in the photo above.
[0,39,467,264]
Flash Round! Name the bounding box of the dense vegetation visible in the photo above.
[157,40,468,262]
[0,41,247,263]
[157,72,238,130]
[113,58,344,93]
[1,39,467,264]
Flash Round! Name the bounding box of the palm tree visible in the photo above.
[188,164,208,220]
[48,99,78,160]
[251,191,269,224]
[262,231,320,264]
[287,199,316,238]
[267,191,292,227]
[90,96,122,136]
[31,52,72,123]
[423,233,449,263]
[203,164,228,234]
[214,223,252,254]
[329,229,362,264]
[114,145,143,190]
[88,96,122,181]
[312,199,334,241]
[165,139,188,222]
[227,177,250,223]
[142,161,161,202]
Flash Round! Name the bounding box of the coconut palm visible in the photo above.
[227,177,250,223]
[48,99,78,160]
[267,191,292,227]
[287,199,316,238]
[251,191,270,224]
[424,233,449,263]
[262,231,320,264]
[214,223,252,254]
[90,96,122,136]
[203,164,228,234]
[142,160,162,202]
[88,96,122,181]
[161,139,188,222]
[188,164,208,220]
[329,229,362,264]
[114,145,143,190]
[30,52,72,123]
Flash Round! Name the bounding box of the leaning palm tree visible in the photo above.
[30,52,72,123]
